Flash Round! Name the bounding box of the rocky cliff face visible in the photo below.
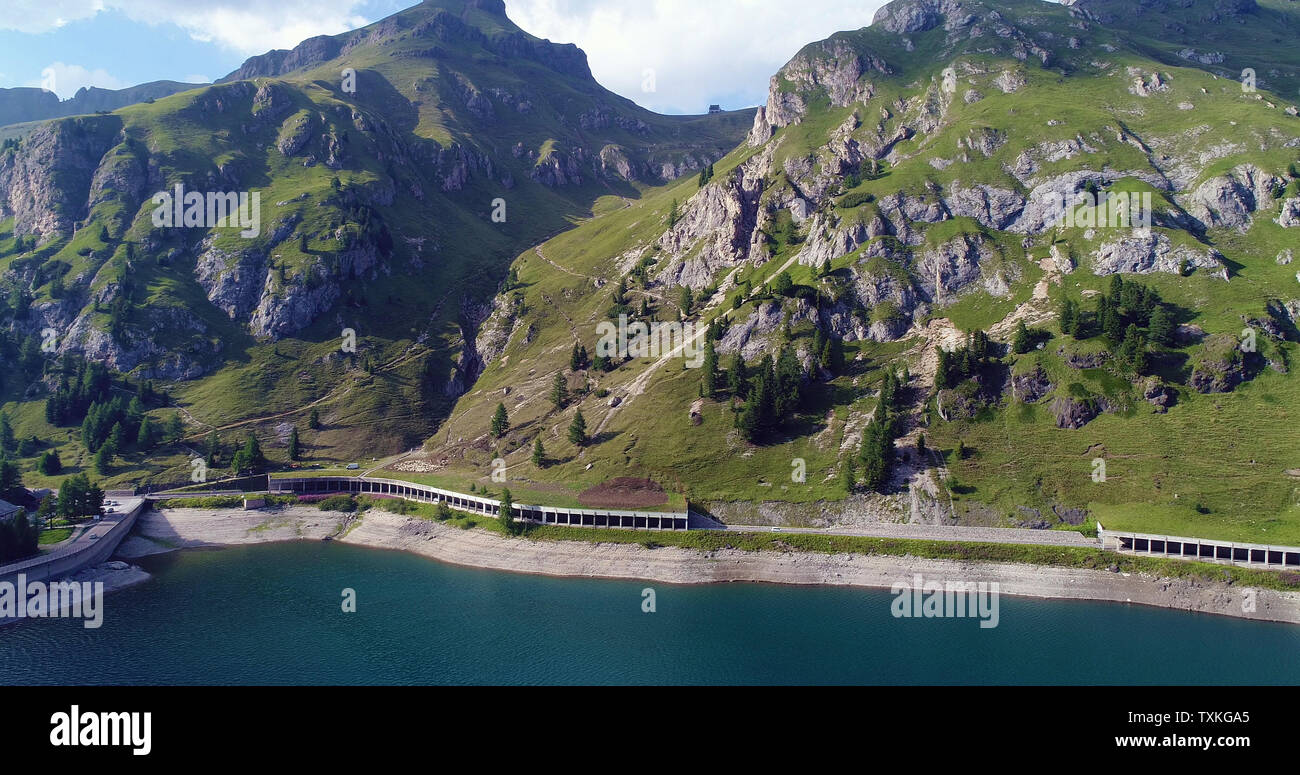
[656,143,774,289]
[0,116,122,238]
[624,0,1294,359]
[1188,164,1285,230]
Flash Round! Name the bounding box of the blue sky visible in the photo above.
[0,0,888,113]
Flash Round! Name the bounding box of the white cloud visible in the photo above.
[0,1,372,54]
[27,62,126,99]
[0,2,104,34]
[506,0,889,113]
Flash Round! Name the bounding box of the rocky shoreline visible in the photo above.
[107,506,1300,625]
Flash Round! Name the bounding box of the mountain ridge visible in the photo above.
[0,81,207,132]
[405,0,1300,543]
[0,0,749,488]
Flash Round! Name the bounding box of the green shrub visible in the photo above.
[156,495,244,509]
[838,191,876,209]
[317,495,358,512]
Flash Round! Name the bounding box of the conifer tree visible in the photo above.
[491,403,509,438]
[551,373,569,409]
[568,410,588,446]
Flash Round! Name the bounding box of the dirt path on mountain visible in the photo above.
[534,244,592,282]
[586,246,811,441]
[587,265,746,440]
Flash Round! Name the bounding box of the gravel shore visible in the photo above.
[122,506,1300,624]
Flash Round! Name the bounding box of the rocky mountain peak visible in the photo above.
[222,0,590,84]
[871,0,981,35]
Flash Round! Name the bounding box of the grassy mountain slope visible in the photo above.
[0,0,750,494]
[408,0,1300,542]
[1065,0,1300,98]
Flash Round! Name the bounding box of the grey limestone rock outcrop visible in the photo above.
[1187,164,1284,230]
[656,145,774,289]
[1091,231,1224,278]
[872,0,977,34]
[1276,198,1300,228]
[0,115,122,239]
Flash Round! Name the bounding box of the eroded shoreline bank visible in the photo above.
[108,506,1300,625]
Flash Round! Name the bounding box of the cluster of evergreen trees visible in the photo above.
[80,396,179,474]
[700,315,846,413]
[39,358,177,474]
[57,473,104,520]
[44,358,166,426]
[569,342,589,372]
[627,255,656,288]
[332,200,394,257]
[1059,276,1174,375]
[203,430,269,474]
[847,369,906,493]
[0,328,46,384]
[81,395,144,451]
[44,359,113,426]
[734,347,806,442]
[229,433,268,474]
[697,163,716,186]
[811,328,848,376]
[935,330,993,390]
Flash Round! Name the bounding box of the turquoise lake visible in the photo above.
[2,542,1298,685]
